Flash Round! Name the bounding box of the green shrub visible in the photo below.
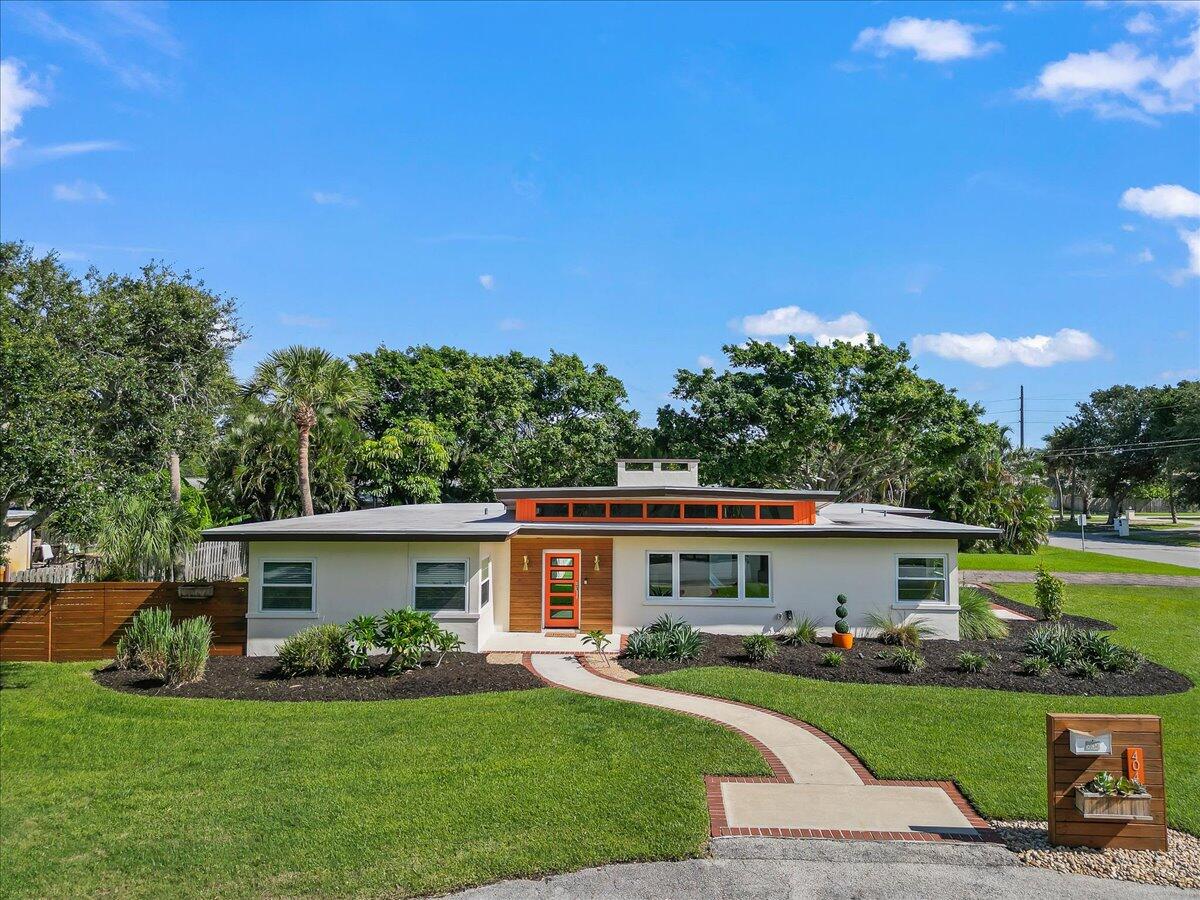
[277,624,350,676]
[820,650,843,667]
[137,609,177,681]
[378,609,440,673]
[170,616,213,684]
[956,651,990,673]
[889,647,926,674]
[342,614,380,672]
[1072,659,1101,680]
[1022,623,1079,667]
[834,594,850,634]
[958,587,1010,641]
[430,628,464,666]
[1022,623,1142,675]
[1019,655,1051,676]
[779,617,818,645]
[625,617,704,661]
[117,606,173,670]
[742,634,778,663]
[581,629,611,655]
[1034,564,1065,621]
[866,612,934,648]
[1109,647,1145,675]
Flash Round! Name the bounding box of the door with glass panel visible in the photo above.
[542,551,581,628]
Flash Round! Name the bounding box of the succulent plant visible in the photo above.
[1086,771,1117,795]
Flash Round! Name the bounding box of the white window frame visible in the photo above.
[480,557,492,607]
[411,557,471,616]
[255,558,318,618]
[893,553,949,608]
[643,551,773,607]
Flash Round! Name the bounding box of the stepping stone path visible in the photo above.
[528,654,995,843]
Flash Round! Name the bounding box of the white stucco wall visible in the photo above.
[611,536,960,639]
[246,540,493,654]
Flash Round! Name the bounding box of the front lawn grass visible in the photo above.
[641,584,1199,835]
[960,545,1199,574]
[0,668,767,899]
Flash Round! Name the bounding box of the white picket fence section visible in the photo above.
[180,541,247,581]
[5,541,246,584]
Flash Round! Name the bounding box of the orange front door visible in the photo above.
[543,551,581,629]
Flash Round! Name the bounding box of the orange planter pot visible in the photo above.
[831,632,854,650]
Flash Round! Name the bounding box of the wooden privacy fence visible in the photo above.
[0,582,248,662]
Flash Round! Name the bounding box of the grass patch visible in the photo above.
[0,668,766,898]
[640,584,1199,835]
[960,545,1199,574]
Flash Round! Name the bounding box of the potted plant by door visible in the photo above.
[177,579,215,600]
[831,594,853,649]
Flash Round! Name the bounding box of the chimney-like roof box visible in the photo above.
[616,458,700,488]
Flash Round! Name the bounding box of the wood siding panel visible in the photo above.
[509,537,613,632]
[0,582,248,661]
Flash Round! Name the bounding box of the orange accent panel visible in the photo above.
[514,497,817,525]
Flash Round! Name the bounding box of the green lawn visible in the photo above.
[0,667,767,899]
[641,583,1200,834]
[960,545,1199,574]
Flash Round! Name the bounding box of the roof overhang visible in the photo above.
[493,485,838,505]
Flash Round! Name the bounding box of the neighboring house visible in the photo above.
[1,510,36,580]
[202,459,998,655]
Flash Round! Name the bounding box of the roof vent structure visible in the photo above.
[615,459,700,488]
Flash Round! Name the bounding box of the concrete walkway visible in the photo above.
[1047,533,1200,569]
[452,838,1184,899]
[961,570,1200,586]
[529,654,979,839]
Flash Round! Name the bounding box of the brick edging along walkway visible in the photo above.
[523,653,1000,845]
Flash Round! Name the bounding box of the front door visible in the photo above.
[543,551,581,629]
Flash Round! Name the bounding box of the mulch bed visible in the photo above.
[93,653,543,702]
[620,612,1191,697]
[975,584,1115,631]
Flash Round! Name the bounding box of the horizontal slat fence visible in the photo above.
[0,582,247,662]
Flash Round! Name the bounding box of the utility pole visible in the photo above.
[1019,384,1025,451]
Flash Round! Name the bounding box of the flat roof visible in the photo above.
[203,501,999,541]
[493,485,839,503]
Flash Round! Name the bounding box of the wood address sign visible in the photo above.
[1047,713,1168,851]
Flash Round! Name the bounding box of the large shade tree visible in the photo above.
[244,346,367,516]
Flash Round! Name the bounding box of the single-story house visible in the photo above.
[202,459,998,655]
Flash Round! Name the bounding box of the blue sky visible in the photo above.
[2,1,1198,445]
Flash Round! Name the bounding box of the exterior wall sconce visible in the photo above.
[593,555,600,572]
[522,555,529,571]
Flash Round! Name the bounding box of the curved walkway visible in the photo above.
[527,653,991,843]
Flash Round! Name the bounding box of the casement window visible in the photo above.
[413,559,469,612]
[896,556,947,603]
[261,560,315,612]
[480,558,492,607]
[645,552,772,603]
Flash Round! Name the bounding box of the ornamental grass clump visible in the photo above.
[116,606,213,685]
[1020,655,1051,677]
[277,624,350,676]
[865,611,934,649]
[956,651,990,674]
[889,647,926,674]
[741,634,778,663]
[957,587,1010,641]
[116,606,174,670]
[1022,623,1142,676]
[820,650,844,667]
[779,616,818,646]
[1034,564,1065,621]
[169,616,213,684]
[624,615,704,661]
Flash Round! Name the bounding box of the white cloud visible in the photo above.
[697,355,716,368]
[854,18,1000,63]
[0,59,48,165]
[478,274,496,291]
[738,306,874,346]
[30,140,126,162]
[1137,247,1156,262]
[1120,184,1200,218]
[1160,367,1200,381]
[912,328,1104,368]
[1027,25,1200,121]
[52,180,109,202]
[1063,239,1115,255]
[1122,223,1137,232]
[1178,227,1200,279]
[1126,11,1159,34]
[278,313,331,328]
[498,317,525,331]
[311,191,357,207]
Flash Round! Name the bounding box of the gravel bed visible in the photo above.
[992,820,1200,890]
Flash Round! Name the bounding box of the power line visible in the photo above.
[1042,437,1200,457]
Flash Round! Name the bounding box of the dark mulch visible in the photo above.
[973,584,1115,631]
[93,653,543,702]
[621,615,1192,697]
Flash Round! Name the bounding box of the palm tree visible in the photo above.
[244,346,366,517]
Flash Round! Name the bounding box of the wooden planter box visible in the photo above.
[177,583,215,600]
[1074,789,1153,822]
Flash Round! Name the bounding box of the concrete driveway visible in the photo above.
[1047,533,1200,570]
[452,838,1187,899]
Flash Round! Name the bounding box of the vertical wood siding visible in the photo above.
[509,537,613,632]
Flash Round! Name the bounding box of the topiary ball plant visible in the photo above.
[832,594,853,648]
